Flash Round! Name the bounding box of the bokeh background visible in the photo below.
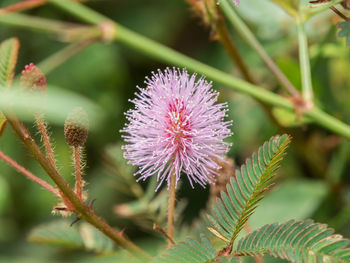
[0,0,349,262]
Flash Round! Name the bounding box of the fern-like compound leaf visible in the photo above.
[208,134,291,243]
[151,235,238,263]
[235,220,350,263]
[0,38,19,86]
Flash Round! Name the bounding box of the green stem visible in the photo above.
[297,20,313,105]
[4,110,151,261]
[305,0,343,19]
[3,0,337,139]
[212,2,255,84]
[219,0,299,97]
[0,13,71,34]
[38,39,94,75]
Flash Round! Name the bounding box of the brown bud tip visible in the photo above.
[209,158,235,201]
[64,107,89,147]
[21,63,47,91]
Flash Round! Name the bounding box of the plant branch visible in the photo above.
[219,0,300,97]
[0,0,339,138]
[330,6,350,20]
[0,0,46,14]
[213,4,255,84]
[3,110,151,261]
[306,0,344,19]
[0,0,86,14]
[0,13,100,42]
[0,149,60,197]
[38,39,94,75]
[297,20,313,106]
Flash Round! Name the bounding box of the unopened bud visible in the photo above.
[210,157,235,201]
[64,107,89,147]
[21,63,47,91]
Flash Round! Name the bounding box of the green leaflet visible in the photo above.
[0,38,19,86]
[208,134,291,243]
[235,220,350,263]
[28,220,114,253]
[151,235,238,263]
[0,38,19,136]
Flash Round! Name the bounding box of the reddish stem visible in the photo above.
[153,224,175,245]
[330,6,350,20]
[36,115,57,171]
[0,0,86,14]
[0,0,46,14]
[0,149,60,197]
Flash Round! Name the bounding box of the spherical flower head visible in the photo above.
[122,68,232,191]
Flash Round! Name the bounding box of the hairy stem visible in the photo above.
[0,150,60,197]
[74,146,83,200]
[219,0,299,97]
[4,110,151,261]
[297,20,313,106]
[167,172,176,248]
[36,115,57,170]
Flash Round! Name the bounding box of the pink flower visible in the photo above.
[122,68,232,190]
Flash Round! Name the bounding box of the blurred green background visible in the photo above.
[0,0,349,262]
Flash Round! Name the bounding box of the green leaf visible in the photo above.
[0,85,104,130]
[151,235,238,263]
[0,38,19,86]
[338,21,350,46]
[235,220,350,263]
[249,179,328,229]
[28,220,114,253]
[208,135,291,243]
[28,220,84,249]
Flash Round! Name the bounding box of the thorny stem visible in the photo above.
[219,0,300,97]
[0,150,60,197]
[4,111,151,261]
[167,172,176,248]
[74,146,83,200]
[36,114,57,170]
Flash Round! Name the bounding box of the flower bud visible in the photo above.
[64,107,89,147]
[21,63,46,91]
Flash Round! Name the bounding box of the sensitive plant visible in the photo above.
[122,68,232,190]
[0,0,350,262]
